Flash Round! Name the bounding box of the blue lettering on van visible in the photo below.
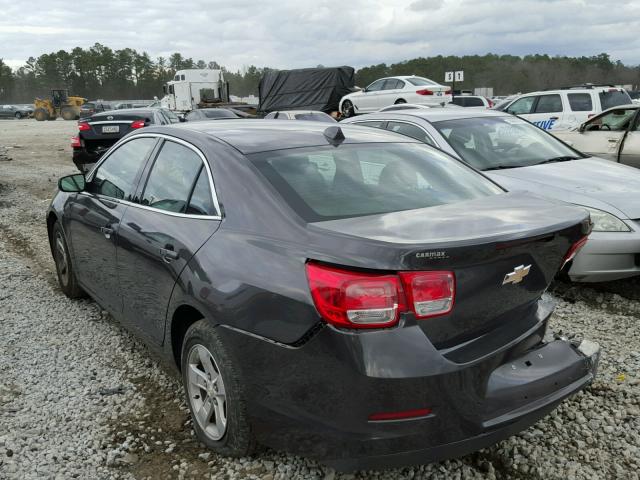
[532,118,557,130]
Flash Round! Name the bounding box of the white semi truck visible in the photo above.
[159,69,230,112]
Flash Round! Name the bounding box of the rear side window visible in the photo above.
[141,141,203,213]
[534,95,562,113]
[90,137,157,200]
[354,120,386,128]
[186,168,217,216]
[249,143,502,222]
[568,93,593,111]
[600,90,632,110]
[382,79,400,90]
[465,97,485,107]
[386,121,436,146]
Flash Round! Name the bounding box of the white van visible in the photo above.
[500,84,632,132]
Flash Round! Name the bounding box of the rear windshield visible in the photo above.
[294,113,335,122]
[600,90,632,110]
[203,109,237,119]
[249,143,502,222]
[406,77,438,86]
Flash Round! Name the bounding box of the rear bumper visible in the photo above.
[569,228,640,282]
[218,300,599,471]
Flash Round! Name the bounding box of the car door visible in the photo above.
[357,79,387,112]
[0,106,11,118]
[116,137,222,344]
[566,107,637,161]
[65,136,158,314]
[505,95,536,120]
[525,94,565,131]
[376,79,401,108]
[619,111,640,168]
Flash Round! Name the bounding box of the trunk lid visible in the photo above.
[81,112,151,141]
[308,192,590,348]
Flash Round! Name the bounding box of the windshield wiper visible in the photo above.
[533,156,581,165]
[483,164,517,171]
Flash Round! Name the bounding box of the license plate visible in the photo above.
[102,125,119,133]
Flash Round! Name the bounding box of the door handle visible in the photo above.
[549,116,559,120]
[100,226,113,239]
[160,247,179,262]
[608,138,619,143]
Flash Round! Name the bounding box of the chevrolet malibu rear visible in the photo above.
[48,121,598,472]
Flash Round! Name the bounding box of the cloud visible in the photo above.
[0,0,639,72]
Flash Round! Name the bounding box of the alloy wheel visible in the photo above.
[54,231,70,287]
[186,344,227,440]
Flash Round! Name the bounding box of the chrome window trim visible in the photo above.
[88,120,135,125]
[85,133,222,220]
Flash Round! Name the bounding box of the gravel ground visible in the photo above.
[0,119,639,480]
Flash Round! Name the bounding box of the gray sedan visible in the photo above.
[342,109,640,282]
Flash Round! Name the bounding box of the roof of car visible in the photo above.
[150,119,419,154]
[345,108,510,124]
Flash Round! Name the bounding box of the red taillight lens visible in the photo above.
[131,120,146,129]
[399,271,455,319]
[416,89,434,95]
[562,236,589,268]
[306,263,403,329]
[71,136,81,148]
[444,89,452,95]
[368,408,432,422]
[306,263,456,329]
[77,122,90,131]
[488,98,494,108]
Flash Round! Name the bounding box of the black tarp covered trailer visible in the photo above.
[258,66,355,113]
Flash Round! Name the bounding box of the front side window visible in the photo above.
[434,116,583,171]
[366,80,386,92]
[386,121,435,146]
[568,93,593,111]
[90,137,157,200]
[586,108,637,132]
[141,141,203,213]
[534,95,562,114]
[249,143,502,222]
[506,96,535,115]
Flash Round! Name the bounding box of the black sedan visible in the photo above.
[48,120,599,471]
[72,108,172,172]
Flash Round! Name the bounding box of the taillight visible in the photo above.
[78,122,90,131]
[306,263,404,329]
[71,136,81,148]
[444,89,452,95]
[131,120,146,129]
[399,271,455,319]
[562,236,589,268]
[416,89,434,95]
[487,98,494,108]
[306,262,455,329]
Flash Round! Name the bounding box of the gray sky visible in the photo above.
[1,0,639,71]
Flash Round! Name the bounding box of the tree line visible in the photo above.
[0,43,638,104]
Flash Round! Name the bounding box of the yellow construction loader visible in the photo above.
[33,89,86,121]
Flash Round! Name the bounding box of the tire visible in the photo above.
[51,221,85,298]
[15,112,22,119]
[34,108,49,122]
[341,100,355,118]
[61,107,76,121]
[394,98,406,104]
[181,320,255,457]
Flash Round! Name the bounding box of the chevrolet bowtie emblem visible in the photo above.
[502,264,531,285]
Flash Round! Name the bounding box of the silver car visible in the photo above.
[342,109,640,282]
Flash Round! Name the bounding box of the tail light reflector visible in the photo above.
[399,272,455,319]
[78,122,90,131]
[306,262,455,329]
[368,408,432,422]
[131,120,146,129]
[416,89,434,96]
[71,136,81,148]
[562,236,589,268]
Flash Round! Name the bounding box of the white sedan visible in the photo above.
[553,104,640,169]
[339,76,451,117]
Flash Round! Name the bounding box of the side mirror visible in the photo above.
[58,174,86,192]
[578,123,587,133]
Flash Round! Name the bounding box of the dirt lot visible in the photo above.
[0,119,639,480]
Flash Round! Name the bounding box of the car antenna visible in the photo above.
[324,126,345,145]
